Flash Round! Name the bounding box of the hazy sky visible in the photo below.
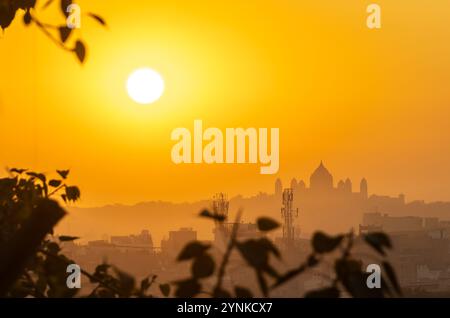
[1,0,450,206]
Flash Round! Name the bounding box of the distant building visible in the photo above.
[161,227,197,257]
[88,240,110,247]
[110,230,153,252]
[276,161,439,234]
[362,212,423,232]
[283,162,369,233]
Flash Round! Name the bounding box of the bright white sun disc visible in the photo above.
[126,68,164,104]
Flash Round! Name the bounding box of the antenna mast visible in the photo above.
[281,188,298,246]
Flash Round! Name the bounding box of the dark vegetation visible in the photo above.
[174,210,401,298]
[0,0,106,63]
[0,169,401,298]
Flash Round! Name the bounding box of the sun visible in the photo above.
[126,68,165,104]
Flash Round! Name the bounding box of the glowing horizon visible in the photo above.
[1,0,450,207]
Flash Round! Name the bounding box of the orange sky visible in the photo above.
[1,0,450,206]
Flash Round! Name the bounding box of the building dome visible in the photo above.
[310,161,333,190]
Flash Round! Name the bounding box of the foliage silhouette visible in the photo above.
[0,0,106,63]
[173,210,402,298]
[0,169,164,298]
[0,168,401,298]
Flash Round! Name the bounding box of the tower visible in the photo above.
[360,178,368,199]
[275,178,283,197]
[212,193,229,221]
[281,188,298,247]
[212,193,230,247]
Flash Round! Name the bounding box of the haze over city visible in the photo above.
[1,0,450,208]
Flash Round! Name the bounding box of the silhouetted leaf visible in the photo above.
[114,267,135,297]
[0,2,17,30]
[191,253,215,278]
[65,186,80,202]
[177,241,210,261]
[312,232,344,254]
[383,261,401,296]
[23,10,31,25]
[17,0,37,10]
[58,26,71,43]
[87,13,106,27]
[10,168,27,174]
[305,286,340,298]
[199,209,226,222]
[235,286,253,298]
[0,199,66,296]
[259,237,281,259]
[57,170,69,179]
[26,172,46,183]
[335,259,383,298]
[49,179,62,187]
[46,242,61,254]
[159,283,170,297]
[74,40,86,63]
[364,232,392,256]
[60,0,72,18]
[59,235,79,242]
[237,240,269,270]
[92,263,110,283]
[140,275,156,294]
[174,279,201,298]
[257,217,280,232]
[381,275,392,297]
[307,254,319,267]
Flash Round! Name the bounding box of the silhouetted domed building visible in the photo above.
[288,162,365,197]
[281,161,372,233]
[310,161,333,191]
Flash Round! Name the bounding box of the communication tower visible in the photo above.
[281,188,298,246]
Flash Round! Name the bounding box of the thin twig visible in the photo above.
[30,15,72,52]
[213,210,242,294]
[47,184,65,198]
